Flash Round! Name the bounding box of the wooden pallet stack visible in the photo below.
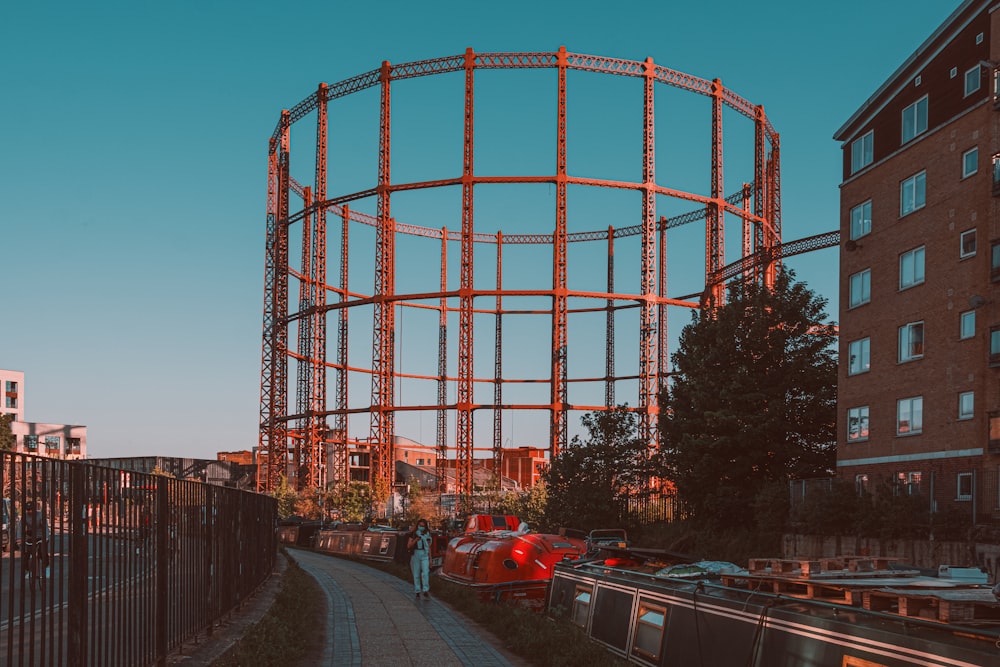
[720,556,1000,626]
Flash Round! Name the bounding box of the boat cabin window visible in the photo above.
[631,601,667,661]
[571,586,592,627]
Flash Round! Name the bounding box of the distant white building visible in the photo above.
[0,368,86,460]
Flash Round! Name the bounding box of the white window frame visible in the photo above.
[855,474,869,495]
[899,246,925,289]
[898,321,924,362]
[959,391,974,420]
[631,600,667,662]
[900,171,926,216]
[849,269,871,308]
[963,147,978,178]
[847,406,870,442]
[897,396,924,435]
[965,65,981,97]
[960,229,977,258]
[901,96,928,143]
[957,472,973,500]
[850,200,872,240]
[851,131,874,173]
[848,338,870,376]
[960,309,976,339]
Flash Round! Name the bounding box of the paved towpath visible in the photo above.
[291,548,529,667]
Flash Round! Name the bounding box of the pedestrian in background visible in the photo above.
[407,518,432,599]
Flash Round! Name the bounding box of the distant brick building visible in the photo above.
[833,0,999,514]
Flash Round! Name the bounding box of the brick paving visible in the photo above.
[292,549,528,667]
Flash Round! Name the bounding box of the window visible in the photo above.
[848,338,871,375]
[850,200,872,240]
[855,474,869,495]
[992,326,1000,365]
[898,322,924,362]
[897,396,923,435]
[895,471,922,495]
[959,391,974,420]
[957,472,973,500]
[24,435,38,451]
[847,406,869,442]
[960,309,975,339]
[950,66,958,79]
[4,381,15,392]
[67,438,81,454]
[631,601,667,661]
[571,586,592,627]
[849,269,871,307]
[4,397,15,409]
[965,65,981,96]
[900,171,926,215]
[960,229,977,258]
[977,32,985,45]
[901,96,928,142]
[963,147,979,178]
[44,436,60,452]
[851,131,873,173]
[993,242,1000,280]
[899,246,925,289]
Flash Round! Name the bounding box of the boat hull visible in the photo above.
[549,561,999,667]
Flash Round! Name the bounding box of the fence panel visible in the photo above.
[0,451,277,666]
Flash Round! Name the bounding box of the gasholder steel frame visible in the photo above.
[257,47,786,503]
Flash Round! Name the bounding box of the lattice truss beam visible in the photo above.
[256,48,819,500]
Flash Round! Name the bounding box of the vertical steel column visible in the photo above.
[638,57,657,444]
[437,229,449,494]
[264,112,291,492]
[753,105,766,288]
[258,138,279,492]
[550,46,569,458]
[67,462,88,667]
[313,82,329,490]
[707,78,725,307]
[332,207,350,485]
[767,134,782,288]
[657,216,668,396]
[295,186,313,489]
[741,183,752,268]
[493,232,504,480]
[457,48,476,506]
[371,61,396,487]
[605,227,615,408]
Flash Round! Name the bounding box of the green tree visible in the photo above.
[0,414,15,451]
[543,407,655,532]
[328,481,375,523]
[496,481,548,531]
[271,475,299,520]
[659,270,836,529]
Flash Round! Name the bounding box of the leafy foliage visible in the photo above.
[271,475,298,520]
[326,481,375,523]
[0,414,14,451]
[494,481,549,530]
[659,270,837,528]
[542,407,656,533]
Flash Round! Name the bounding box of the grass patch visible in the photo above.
[211,551,324,667]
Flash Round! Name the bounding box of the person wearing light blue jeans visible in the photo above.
[408,518,432,598]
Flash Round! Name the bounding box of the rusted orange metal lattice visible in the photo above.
[257,47,788,506]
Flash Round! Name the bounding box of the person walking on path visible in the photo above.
[407,518,432,598]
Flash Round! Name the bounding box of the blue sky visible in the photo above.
[0,0,959,459]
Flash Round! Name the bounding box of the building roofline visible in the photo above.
[833,0,985,142]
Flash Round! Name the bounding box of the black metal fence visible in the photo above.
[0,451,277,667]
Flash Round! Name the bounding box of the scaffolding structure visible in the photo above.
[257,48,795,502]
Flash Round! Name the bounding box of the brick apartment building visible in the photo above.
[834,0,1000,515]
